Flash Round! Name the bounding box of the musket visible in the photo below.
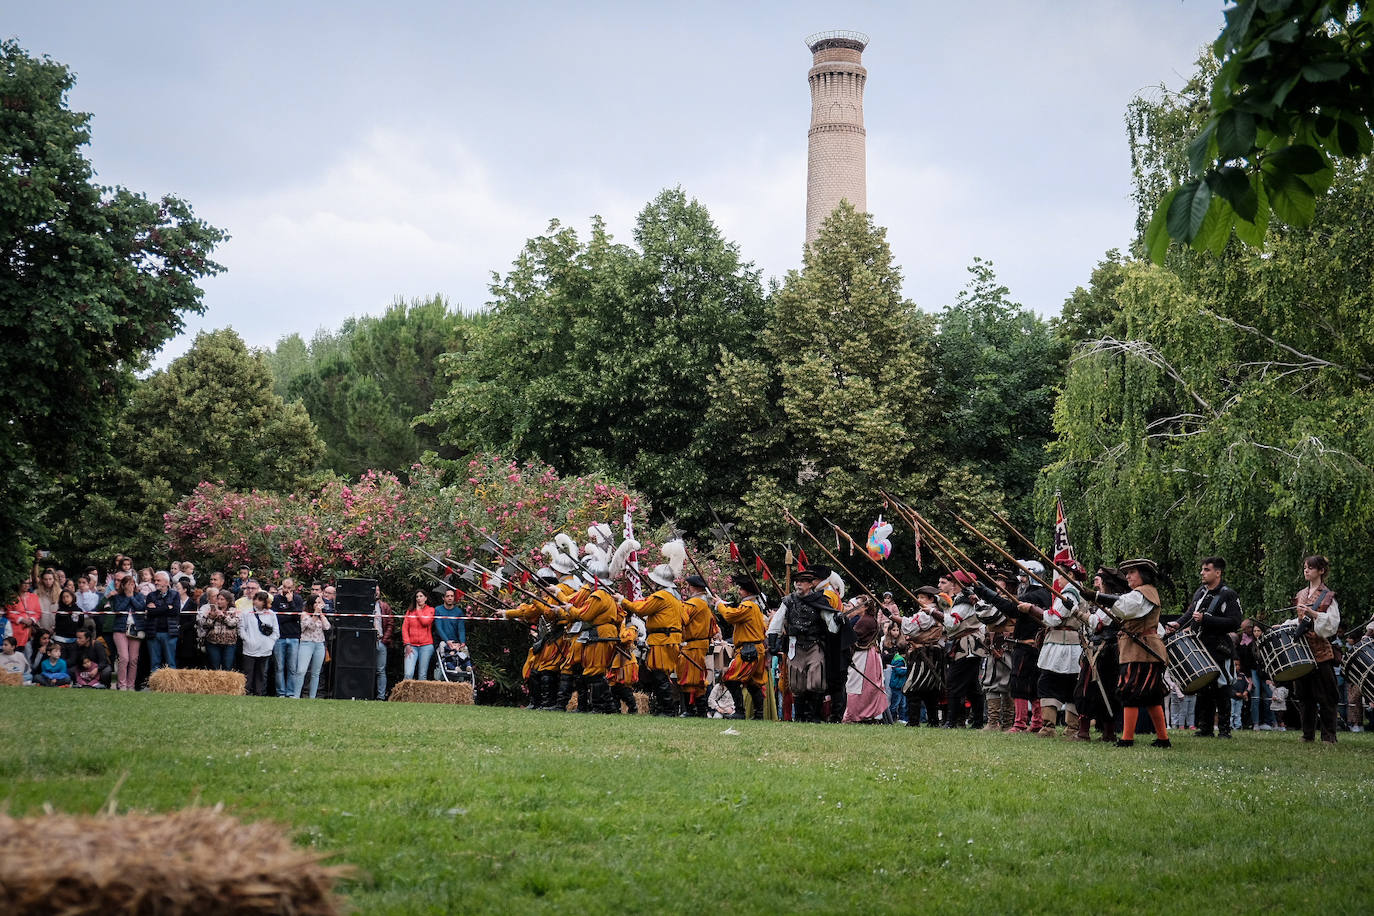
[782,510,881,604]
[411,547,514,615]
[823,516,925,607]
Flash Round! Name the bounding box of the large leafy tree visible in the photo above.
[68,329,325,562]
[427,188,767,520]
[929,259,1067,528]
[0,40,225,588]
[268,296,478,478]
[1042,57,1374,614]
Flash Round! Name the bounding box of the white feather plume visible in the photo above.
[827,571,846,599]
[661,539,687,579]
[588,522,613,546]
[540,542,561,564]
[583,542,610,566]
[554,533,581,560]
[610,538,641,579]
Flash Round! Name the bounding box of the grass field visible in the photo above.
[3,690,1371,914]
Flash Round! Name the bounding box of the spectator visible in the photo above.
[75,575,102,616]
[74,654,105,688]
[271,577,304,697]
[5,585,42,649]
[198,590,240,671]
[207,570,226,594]
[32,567,62,630]
[52,589,85,662]
[24,628,53,671]
[0,635,31,684]
[35,643,71,686]
[1271,682,1290,731]
[402,589,436,681]
[144,571,180,673]
[175,576,200,668]
[373,586,394,700]
[230,566,252,599]
[433,588,466,657]
[234,579,261,613]
[323,584,336,612]
[1239,619,1275,730]
[239,591,278,697]
[1230,670,1250,732]
[293,595,332,698]
[73,628,111,687]
[111,574,147,691]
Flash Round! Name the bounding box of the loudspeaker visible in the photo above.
[336,577,377,604]
[332,663,375,702]
[333,627,376,669]
[332,626,378,700]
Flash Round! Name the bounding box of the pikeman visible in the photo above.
[1082,557,1171,748]
[615,563,685,716]
[545,536,590,712]
[773,566,832,723]
[1076,566,1126,743]
[1034,560,1086,738]
[900,586,946,728]
[941,571,985,730]
[817,568,850,723]
[974,571,1016,732]
[713,572,768,720]
[567,552,621,714]
[678,574,718,717]
[606,538,645,714]
[501,567,567,710]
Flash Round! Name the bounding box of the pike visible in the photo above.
[782,510,880,603]
[409,556,511,616]
[936,502,1059,595]
[968,495,1079,583]
[706,505,775,600]
[883,492,1016,601]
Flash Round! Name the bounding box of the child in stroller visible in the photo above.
[437,641,475,684]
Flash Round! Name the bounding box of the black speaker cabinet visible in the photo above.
[332,626,378,700]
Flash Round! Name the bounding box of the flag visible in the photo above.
[729,542,741,562]
[623,496,643,600]
[1050,492,1075,597]
[798,548,808,567]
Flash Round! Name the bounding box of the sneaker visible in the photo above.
[1257,724,1273,731]
[1351,726,1363,733]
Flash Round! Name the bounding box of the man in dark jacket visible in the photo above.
[271,578,304,697]
[143,571,181,672]
[1174,556,1243,737]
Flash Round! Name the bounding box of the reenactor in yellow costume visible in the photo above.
[714,572,768,719]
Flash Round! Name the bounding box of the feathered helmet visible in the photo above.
[825,571,846,600]
[660,539,687,579]
[541,535,581,576]
[647,564,677,589]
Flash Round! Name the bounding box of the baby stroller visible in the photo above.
[436,642,475,686]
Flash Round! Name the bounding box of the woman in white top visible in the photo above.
[1288,555,1341,743]
[238,592,278,697]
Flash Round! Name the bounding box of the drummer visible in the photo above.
[1082,558,1171,748]
[1286,555,1341,744]
[1171,556,1243,739]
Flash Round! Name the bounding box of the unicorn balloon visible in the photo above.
[867,516,893,561]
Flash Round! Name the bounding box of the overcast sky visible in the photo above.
[10,1,1224,365]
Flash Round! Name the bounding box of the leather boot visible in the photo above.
[546,673,575,711]
[525,675,541,710]
[1038,705,1059,737]
[576,675,595,712]
[594,678,616,713]
[725,683,746,719]
[1030,700,1044,731]
[611,682,635,713]
[1010,697,1030,732]
[746,685,765,720]
[694,693,709,718]
[1000,695,1016,730]
[656,674,677,717]
[1061,708,1085,740]
[982,695,1003,732]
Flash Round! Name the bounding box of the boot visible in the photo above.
[525,675,542,710]
[1000,696,1016,730]
[536,672,561,710]
[612,682,636,713]
[1038,705,1059,737]
[546,673,575,711]
[746,685,765,720]
[593,678,616,714]
[576,676,595,713]
[694,693,709,718]
[1030,700,1044,731]
[656,674,677,717]
[1063,708,1087,740]
[982,696,1004,732]
[725,683,746,719]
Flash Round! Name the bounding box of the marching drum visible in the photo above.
[1344,641,1374,696]
[1256,624,1316,682]
[1165,630,1221,694]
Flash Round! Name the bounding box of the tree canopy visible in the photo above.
[0,40,225,590]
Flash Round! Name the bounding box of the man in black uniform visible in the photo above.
[1173,556,1243,738]
[773,568,833,723]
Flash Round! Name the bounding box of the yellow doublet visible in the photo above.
[678,594,714,690]
[621,589,684,674]
[720,596,768,687]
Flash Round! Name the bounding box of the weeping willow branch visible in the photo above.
[1074,337,1215,415]
[1199,307,1374,383]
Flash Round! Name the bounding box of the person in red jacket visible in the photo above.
[5,587,43,648]
[402,589,436,681]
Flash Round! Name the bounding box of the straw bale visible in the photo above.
[0,806,350,915]
[388,678,474,705]
[148,668,246,695]
[632,691,651,715]
[0,671,23,688]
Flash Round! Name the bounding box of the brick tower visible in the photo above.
[804,30,869,247]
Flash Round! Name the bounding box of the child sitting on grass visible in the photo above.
[74,655,106,688]
[35,643,71,686]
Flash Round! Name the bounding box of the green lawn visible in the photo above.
[3,689,1370,914]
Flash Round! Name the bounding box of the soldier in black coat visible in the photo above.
[1172,556,1243,737]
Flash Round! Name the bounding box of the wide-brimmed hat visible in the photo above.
[647,564,677,589]
[914,585,940,600]
[1095,565,1129,593]
[805,564,832,582]
[1118,558,1159,583]
[793,568,821,583]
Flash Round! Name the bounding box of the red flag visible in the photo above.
[480,572,491,591]
[755,555,764,573]
[454,589,466,599]
[798,548,809,566]
[1050,493,1075,597]
[729,542,741,562]
[520,570,531,585]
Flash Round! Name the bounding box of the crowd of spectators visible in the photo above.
[1,555,469,700]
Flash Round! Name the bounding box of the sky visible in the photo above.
[8,1,1226,366]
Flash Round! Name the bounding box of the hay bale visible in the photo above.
[0,806,349,915]
[633,691,651,715]
[0,671,24,688]
[388,679,474,705]
[148,668,245,696]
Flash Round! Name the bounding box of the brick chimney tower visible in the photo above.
[804,30,869,247]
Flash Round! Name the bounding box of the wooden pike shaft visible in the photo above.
[823,516,924,606]
[783,510,879,603]
[940,505,1058,594]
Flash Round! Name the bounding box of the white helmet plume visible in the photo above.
[661,539,687,579]
[610,538,641,579]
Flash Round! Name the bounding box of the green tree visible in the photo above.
[428,188,767,520]
[0,40,225,587]
[68,329,325,561]
[1147,1,1373,260]
[929,259,1067,527]
[279,296,477,478]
